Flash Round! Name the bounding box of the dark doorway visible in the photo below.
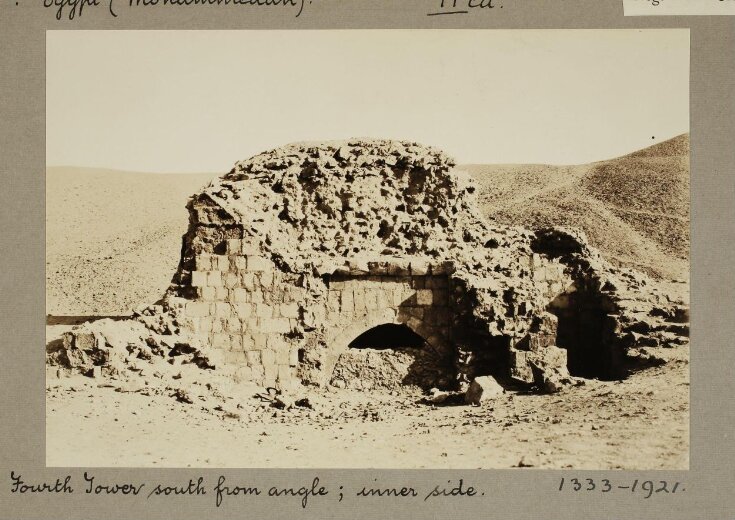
[348,323,425,350]
[548,288,623,380]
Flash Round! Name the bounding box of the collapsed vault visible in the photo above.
[53,139,690,393]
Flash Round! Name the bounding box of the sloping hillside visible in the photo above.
[46,167,213,315]
[465,134,690,280]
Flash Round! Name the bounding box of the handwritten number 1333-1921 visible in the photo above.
[558,478,685,498]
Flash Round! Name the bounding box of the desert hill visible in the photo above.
[46,135,689,315]
[46,167,212,316]
[466,134,689,280]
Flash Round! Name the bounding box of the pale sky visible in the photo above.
[47,29,689,173]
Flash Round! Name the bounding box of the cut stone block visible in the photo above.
[375,289,390,308]
[280,302,300,319]
[212,333,230,350]
[241,242,260,255]
[259,271,274,288]
[199,317,213,333]
[240,272,256,290]
[410,259,429,276]
[465,376,504,405]
[234,365,253,383]
[186,302,210,318]
[224,273,240,289]
[195,255,212,271]
[277,364,293,383]
[327,291,340,312]
[509,350,533,383]
[214,302,231,317]
[191,271,208,287]
[364,289,380,310]
[241,334,255,351]
[341,290,354,312]
[199,286,216,301]
[229,335,243,351]
[226,318,242,333]
[528,333,555,352]
[261,318,291,334]
[225,350,245,364]
[234,256,248,270]
[232,303,252,319]
[250,290,264,303]
[247,255,272,272]
[207,271,223,287]
[416,289,433,306]
[352,289,367,312]
[261,349,276,367]
[253,333,268,350]
[226,239,242,254]
[232,288,249,303]
[411,277,425,290]
[250,363,265,379]
[245,350,261,366]
[425,276,449,289]
[275,347,290,365]
[289,347,300,367]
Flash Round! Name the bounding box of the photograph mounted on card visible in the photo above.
[45,29,690,470]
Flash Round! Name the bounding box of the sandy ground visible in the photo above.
[46,321,689,469]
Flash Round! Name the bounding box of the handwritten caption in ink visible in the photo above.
[43,0,311,21]
[9,472,483,509]
[9,471,689,508]
[427,0,503,17]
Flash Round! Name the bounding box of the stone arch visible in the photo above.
[330,308,400,352]
[327,308,455,390]
[330,308,449,355]
[348,324,425,350]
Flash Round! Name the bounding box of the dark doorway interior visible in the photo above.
[348,323,425,350]
[548,288,623,380]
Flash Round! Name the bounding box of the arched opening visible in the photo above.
[529,229,625,381]
[348,323,425,350]
[331,322,452,391]
[548,287,624,381]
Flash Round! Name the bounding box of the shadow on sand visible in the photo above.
[46,315,131,326]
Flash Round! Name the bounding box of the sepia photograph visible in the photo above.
[45,29,690,469]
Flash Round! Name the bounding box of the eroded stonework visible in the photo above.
[52,139,690,394]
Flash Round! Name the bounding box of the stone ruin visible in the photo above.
[50,139,690,396]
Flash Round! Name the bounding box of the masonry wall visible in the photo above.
[181,235,462,388]
[184,238,307,390]
[180,231,580,391]
[508,253,573,383]
[325,274,452,350]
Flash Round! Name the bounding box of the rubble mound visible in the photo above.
[49,139,690,400]
[176,139,524,278]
